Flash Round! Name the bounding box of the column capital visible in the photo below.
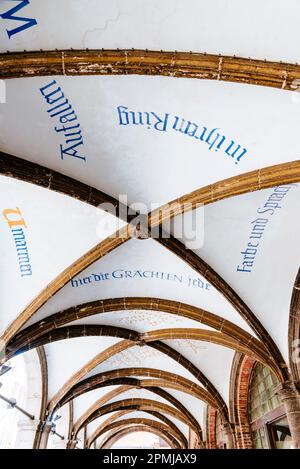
[67,439,77,449]
[37,420,53,434]
[275,380,300,400]
[222,421,235,431]
[275,380,300,449]
[38,421,54,449]
[222,422,236,449]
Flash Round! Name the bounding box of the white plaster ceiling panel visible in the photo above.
[1,0,300,63]
[67,310,213,333]
[0,176,117,335]
[86,412,124,439]
[160,388,205,425]
[26,238,253,334]
[75,382,207,426]
[190,186,300,362]
[107,388,176,409]
[116,411,165,425]
[72,386,117,423]
[106,387,206,427]
[163,339,235,406]
[106,411,189,440]
[73,384,129,422]
[0,76,299,208]
[44,336,122,399]
[82,345,202,387]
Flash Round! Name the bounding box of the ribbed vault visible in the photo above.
[100,425,178,449]
[90,418,185,448]
[1,1,299,451]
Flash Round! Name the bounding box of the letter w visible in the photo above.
[1,1,37,39]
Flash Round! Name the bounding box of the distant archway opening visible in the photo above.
[103,429,172,450]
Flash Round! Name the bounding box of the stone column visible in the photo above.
[188,428,199,449]
[67,439,77,449]
[198,439,205,449]
[14,418,40,449]
[47,404,69,449]
[39,422,52,449]
[275,380,300,449]
[223,422,235,449]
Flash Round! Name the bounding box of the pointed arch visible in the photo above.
[72,384,202,441]
[100,425,178,449]
[1,49,300,92]
[76,398,202,441]
[87,410,188,450]
[9,297,269,364]
[0,151,289,378]
[57,369,221,410]
[9,325,281,381]
[89,418,186,449]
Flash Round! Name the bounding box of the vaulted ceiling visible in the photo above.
[0,0,299,448]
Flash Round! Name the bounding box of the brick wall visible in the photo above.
[235,356,255,449]
[207,407,217,449]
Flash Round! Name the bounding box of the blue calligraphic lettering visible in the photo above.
[40,80,87,163]
[237,185,297,273]
[117,106,248,165]
[0,0,37,39]
[70,269,210,291]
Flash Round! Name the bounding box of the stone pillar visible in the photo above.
[13,349,44,449]
[67,439,77,449]
[275,381,300,449]
[188,429,199,449]
[83,426,88,449]
[207,407,217,448]
[47,404,69,449]
[14,418,40,449]
[223,423,235,449]
[198,439,205,449]
[39,422,52,449]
